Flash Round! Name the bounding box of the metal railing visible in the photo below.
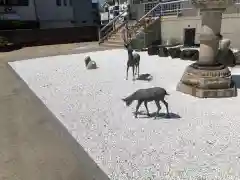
[127,0,191,42]
[143,0,192,17]
[98,9,128,43]
[235,0,240,4]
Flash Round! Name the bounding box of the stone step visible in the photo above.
[101,38,124,47]
[111,33,122,39]
[100,42,124,48]
[108,36,122,42]
[105,39,124,45]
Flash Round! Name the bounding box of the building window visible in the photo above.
[56,0,61,6]
[63,0,67,6]
[0,0,29,6]
[92,2,98,9]
[0,0,6,5]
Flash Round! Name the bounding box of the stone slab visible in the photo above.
[177,81,237,98]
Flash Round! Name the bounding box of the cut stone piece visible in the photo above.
[158,47,169,57]
[180,49,199,61]
[216,49,236,67]
[168,47,181,58]
[147,45,159,56]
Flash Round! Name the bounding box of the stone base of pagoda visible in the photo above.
[176,63,237,98]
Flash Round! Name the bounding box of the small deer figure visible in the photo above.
[124,43,140,80]
[122,87,170,118]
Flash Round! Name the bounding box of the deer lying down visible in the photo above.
[84,56,97,70]
[122,87,170,118]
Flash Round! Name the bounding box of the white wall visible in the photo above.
[160,14,240,48]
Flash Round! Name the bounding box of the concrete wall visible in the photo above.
[130,3,145,20]
[160,13,240,48]
[144,18,161,46]
[0,26,98,45]
[72,0,94,27]
[35,0,73,21]
[35,0,74,28]
[131,18,161,49]
[0,0,37,20]
[0,0,95,28]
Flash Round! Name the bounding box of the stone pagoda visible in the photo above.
[177,0,237,98]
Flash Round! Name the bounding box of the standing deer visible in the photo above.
[124,43,140,80]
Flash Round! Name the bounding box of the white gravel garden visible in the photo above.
[9,49,240,180]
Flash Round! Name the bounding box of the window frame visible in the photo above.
[56,0,61,6]
[63,0,67,6]
[0,0,29,6]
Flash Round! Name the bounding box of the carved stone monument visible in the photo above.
[176,0,237,98]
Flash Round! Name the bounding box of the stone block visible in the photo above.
[168,47,181,58]
[158,47,169,57]
[147,45,159,56]
[234,50,240,65]
[191,51,199,61]
[216,49,236,67]
[180,49,199,61]
[177,81,237,98]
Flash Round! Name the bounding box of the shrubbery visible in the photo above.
[0,36,9,47]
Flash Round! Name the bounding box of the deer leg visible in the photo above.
[137,64,140,77]
[161,99,170,118]
[154,100,161,119]
[126,65,129,80]
[132,66,135,81]
[135,100,143,118]
[134,64,137,75]
[144,101,150,117]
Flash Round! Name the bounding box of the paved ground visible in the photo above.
[0,42,117,180]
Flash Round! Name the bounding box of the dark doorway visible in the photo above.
[184,28,195,47]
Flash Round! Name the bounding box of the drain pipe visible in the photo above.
[33,0,40,27]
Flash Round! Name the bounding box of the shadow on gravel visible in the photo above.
[136,73,153,82]
[135,111,181,119]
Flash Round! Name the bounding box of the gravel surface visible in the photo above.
[9,49,240,180]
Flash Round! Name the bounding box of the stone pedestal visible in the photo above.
[177,63,236,98]
[176,0,237,98]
